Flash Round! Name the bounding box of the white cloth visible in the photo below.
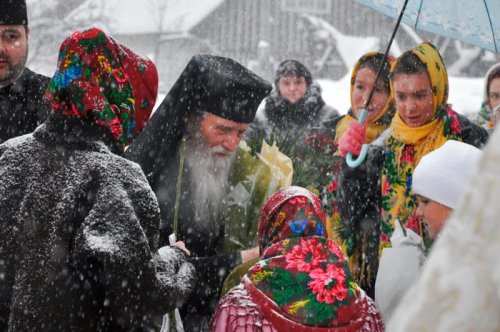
[387,128,500,332]
[412,140,482,209]
[375,221,424,321]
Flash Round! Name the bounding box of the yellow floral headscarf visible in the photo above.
[334,52,396,144]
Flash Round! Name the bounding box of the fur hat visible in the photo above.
[274,59,312,87]
[1,0,28,25]
[412,140,482,209]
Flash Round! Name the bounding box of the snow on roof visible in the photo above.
[71,0,225,35]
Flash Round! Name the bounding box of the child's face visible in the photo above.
[393,72,435,127]
[416,196,452,239]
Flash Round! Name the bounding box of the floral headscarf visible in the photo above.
[245,186,380,329]
[334,52,396,144]
[45,27,158,149]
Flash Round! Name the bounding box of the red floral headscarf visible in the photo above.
[45,27,158,148]
[243,186,383,330]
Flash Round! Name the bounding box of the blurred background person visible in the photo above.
[476,62,500,134]
[247,59,339,192]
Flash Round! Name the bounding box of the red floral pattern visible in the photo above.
[309,264,348,304]
[285,237,328,272]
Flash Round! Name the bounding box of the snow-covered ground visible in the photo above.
[318,75,483,117]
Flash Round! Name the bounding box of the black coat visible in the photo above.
[0,114,194,332]
[335,111,489,298]
[0,68,50,143]
[246,83,340,190]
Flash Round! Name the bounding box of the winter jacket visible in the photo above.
[210,186,384,332]
[247,83,340,191]
[0,68,50,143]
[335,110,488,298]
[0,114,194,332]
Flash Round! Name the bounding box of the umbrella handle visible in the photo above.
[346,108,369,168]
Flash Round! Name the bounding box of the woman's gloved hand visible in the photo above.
[338,121,366,157]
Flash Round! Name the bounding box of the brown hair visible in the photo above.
[487,67,500,98]
[357,54,392,93]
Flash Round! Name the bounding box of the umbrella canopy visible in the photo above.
[354,0,500,53]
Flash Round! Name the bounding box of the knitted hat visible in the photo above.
[0,0,28,25]
[412,140,482,209]
[274,59,312,87]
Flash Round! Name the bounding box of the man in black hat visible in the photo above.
[126,54,272,331]
[0,0,50,143]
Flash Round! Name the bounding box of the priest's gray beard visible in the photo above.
[183,121,235,234]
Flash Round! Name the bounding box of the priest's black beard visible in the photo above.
[184,121,235,234]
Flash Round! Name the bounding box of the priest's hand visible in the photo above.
[173,241,191,256]
[241,246,259,263]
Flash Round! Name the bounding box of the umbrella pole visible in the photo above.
[346,0,410,168]
[366,0,410,109]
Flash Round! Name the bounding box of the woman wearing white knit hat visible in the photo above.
[413,140,482,239]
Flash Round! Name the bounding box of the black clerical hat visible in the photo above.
[0,0,28,25]
[177,54,272,123]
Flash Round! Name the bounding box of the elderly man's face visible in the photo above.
[0,25,28,86]
[198,113,249,156]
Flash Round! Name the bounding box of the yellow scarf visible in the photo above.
[390,113,448,166]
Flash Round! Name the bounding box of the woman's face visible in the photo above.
[393,71,435,127]
[278,74,308,104]
[351,67,390,122]
[488,77,500,125]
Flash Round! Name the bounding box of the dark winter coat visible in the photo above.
[0,113,194,332]
[0,68,50,143]
[250,83,338,143]
[335,111,488,298]
[152,147,242,332]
